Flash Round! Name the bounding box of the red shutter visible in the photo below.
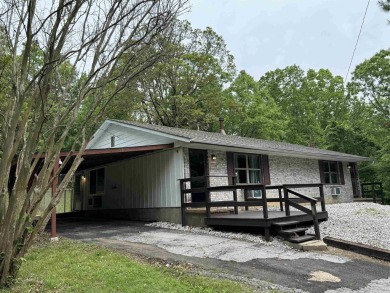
[318,160,325,184]
[261,155,271,185]
[338,161,345,185]
[226,152,235,185]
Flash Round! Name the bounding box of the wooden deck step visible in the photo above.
[279,227,307,235]
[289,235,316,243]
[272,221,300,227]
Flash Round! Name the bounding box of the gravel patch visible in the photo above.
[146,221,287,247]
[307,203,390,250]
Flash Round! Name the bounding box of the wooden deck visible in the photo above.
[179,176,327,240]
[205,210,328,228]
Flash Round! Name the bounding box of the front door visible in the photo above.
[189,149,207,202]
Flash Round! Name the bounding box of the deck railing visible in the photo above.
[361,182,385,204]
[283,184,325,240]
[179,176,325,232]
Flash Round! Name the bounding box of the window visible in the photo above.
[89,168,104,208]
[90,168,105,195]
[320,161,344,185]
[234,154,262,184]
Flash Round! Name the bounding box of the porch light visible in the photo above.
[211,154,217,161]
[347,164,352,169]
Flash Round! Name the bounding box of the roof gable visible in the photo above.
[87,120,189,149]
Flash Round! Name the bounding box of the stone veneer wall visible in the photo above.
[268,156,353,203]
[183,148,354,204]
[183,148,236,202]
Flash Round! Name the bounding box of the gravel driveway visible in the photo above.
[307,202,390,250]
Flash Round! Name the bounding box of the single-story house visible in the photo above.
[71,119,369,229]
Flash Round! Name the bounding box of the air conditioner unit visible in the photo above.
[331,187,341,196]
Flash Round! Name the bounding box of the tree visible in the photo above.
[109,20,235,131]
[348,49,390,197]
[349,49,390,120]
[379,0,390,13]
[222,70,287,140]
[0,0,187,286]
[258,66,348,148]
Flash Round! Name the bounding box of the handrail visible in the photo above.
[283,183,323,188]
[286,189,317,203]
[179,175,234,183]
[283,187,321,240]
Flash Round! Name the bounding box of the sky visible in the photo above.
[181,0,390,81]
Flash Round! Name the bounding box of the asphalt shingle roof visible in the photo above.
[113,120,370,162]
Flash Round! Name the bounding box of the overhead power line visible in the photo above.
[345,0,371,82]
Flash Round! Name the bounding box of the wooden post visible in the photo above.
[51,159,59,240]
[244,189,249,211]
[180,181,186,226]
[278,187,284,211]
[319,185,326,212]
[311,202,321,240]
[264,226,270,242]
[261,185,268,219]
[283,186,290,216]
[380,183,384,205]
[232,176,238,214]
[371,184,376,203]
[205,176,211,218]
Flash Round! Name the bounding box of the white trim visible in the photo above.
[187,143,369,162]
[108,120,192,143]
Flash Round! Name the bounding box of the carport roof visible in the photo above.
[59,143,173,173]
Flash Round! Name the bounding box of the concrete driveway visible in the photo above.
[56,217,390,293]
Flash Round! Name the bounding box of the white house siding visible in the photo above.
[268,156,353,203]
[87,123,174,149]
[82,148,184,210]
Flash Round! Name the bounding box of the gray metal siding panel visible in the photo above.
[102,149,181,208]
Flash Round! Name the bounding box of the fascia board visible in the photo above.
[107,120,192,143]
[188,142,372,162]
[86,121,111,149]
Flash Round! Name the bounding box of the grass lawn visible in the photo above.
[3,238,255,293]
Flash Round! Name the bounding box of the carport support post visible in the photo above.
[51,159,59,241]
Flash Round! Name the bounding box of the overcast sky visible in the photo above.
[182,0,390,81]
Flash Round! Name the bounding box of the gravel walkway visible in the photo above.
[150,202,390,251]
[307,202,390,250]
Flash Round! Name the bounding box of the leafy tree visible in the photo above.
[379,0,390,13]
[0,0,187,286]
[107,20,235,131]
[348,49,390,195]
[258,66,348,148]
[349,49,390,120]
[222,70,287,140]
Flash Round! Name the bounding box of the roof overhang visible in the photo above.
[59,143,174,172]
[188,142,371,162]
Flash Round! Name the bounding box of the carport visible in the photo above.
[50,143,174,238]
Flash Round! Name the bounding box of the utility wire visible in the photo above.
[345,0,371,82]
